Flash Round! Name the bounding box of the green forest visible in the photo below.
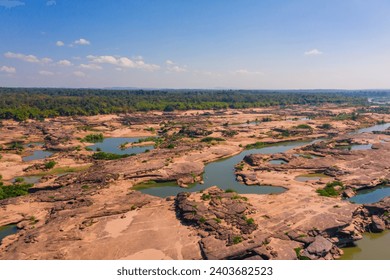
[0,87,378,121]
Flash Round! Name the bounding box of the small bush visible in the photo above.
[14,177,25,183]
[246,217,255,225]
[316,181,343,197]
[82,133,104,143]
[201,193,211,200]
[319,123,332,129]
[233,236,242,244]
[295,124,313,130]
[44,161,56,169]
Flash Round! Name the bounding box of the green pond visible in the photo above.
[340,231,390,260]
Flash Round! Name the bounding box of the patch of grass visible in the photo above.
[44,161,56,169]
[246,217,255,225]
[236,163,245,171]
[166,143,175,149]
[29,216,38,225]
[319,123,332,129]
[233,236,242,244]
[232,194,248,201]
[81,133,104,143]
[201,137,226,143]
[85,147,93,151]
[81,185,89,190]
[225,188,236,193]
[201,193,211,200]
[199,217,206,223]
[92,152,133,160]
[316,181,344,197]
[14,177,25,183]
[0,183,33,200]
[213,218,221,223]
[8,141,24,150]
[245,142,266,149]
[144,127,155,133]
[294,247,310,260]
[119,142,128,150]
[295,124,313,130]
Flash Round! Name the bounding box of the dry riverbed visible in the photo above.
[0,105,389,259]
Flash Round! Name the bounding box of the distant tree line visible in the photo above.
[0,87,370,121]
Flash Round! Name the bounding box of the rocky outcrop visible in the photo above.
[176,187,257,246]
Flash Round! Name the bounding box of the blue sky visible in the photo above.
[1,0,390,89]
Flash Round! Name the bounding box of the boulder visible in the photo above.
[306,235,333,257]
[342,188,355,198]
[370,215,385,232]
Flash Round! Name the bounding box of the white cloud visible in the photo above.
[39,70,54,76]
[0,65,16,73]
[0,0,24,8]
[234,69,263,75]
[5,52,39,63]
[87,55,160,71]
[4,52,53,64]
[73,71,86,77]
[79,63,102,70]
[41,57,53,63]
[58,60,72,66]
[304,49,323,56]
[165,60,187,73]
[74,38,90,46]
[56,40,64,47]
[46,0,56,6]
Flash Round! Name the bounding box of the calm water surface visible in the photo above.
[22,150,53,162]
[135,140,315,197]
[342,185,390,260]
[0,224,18,244]
[88,137,154,155]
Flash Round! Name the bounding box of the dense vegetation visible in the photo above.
[92,152,133,160]
[82,133,104,143]
[316,181,344,197]
[0,177,33,200]
[0,88,370,121]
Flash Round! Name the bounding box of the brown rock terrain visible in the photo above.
[0,107,389,260]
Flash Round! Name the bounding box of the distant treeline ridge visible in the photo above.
[0,87,380,121]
